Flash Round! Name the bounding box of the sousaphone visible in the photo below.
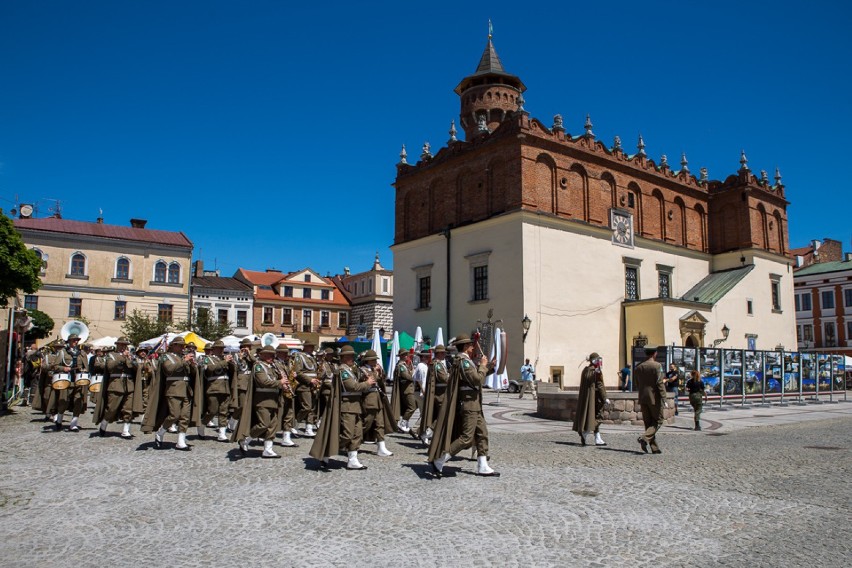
[60,320,90,343]
[261,333,280,349]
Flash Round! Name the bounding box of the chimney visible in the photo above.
[266,268,282,273]
[130,218,147,228]
[194,260,204,278]
[344,267,350,277]
[96,217,104,224]
[846,253,852,262]
[811,239,821,251]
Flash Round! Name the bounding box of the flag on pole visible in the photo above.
[388,331,400,378]
[371,328,383,370]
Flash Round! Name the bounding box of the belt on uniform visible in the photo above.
[206,375,228,381]
[365,387,380,393]
[255,388,279,393]
[300,372,318,379]
[166,376,189,382]
[459,386,477,392]
[341,392,361,399]
[110,374,132,379]
[434,385,447,392]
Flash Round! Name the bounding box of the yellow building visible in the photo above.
[14,216,193,341]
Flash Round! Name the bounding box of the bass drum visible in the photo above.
[88,374,104,393]
[75,372,91,388]
[51,373,71,390]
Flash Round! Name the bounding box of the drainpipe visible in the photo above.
[443,226,452,335]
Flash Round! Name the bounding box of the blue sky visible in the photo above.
[2,1,850,276]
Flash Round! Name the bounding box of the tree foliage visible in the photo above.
[178,309,234,341]
[121,310,172,347]
[24,309,54,341]
[0,213,42,307]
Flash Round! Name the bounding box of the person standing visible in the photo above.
[619,364,632,392]
[428,334,497,477]
[685,370,707,431]
[94,337,143,439]
[200,340,234,441]
[391,350,416,433]
[572,352,611,446]
[48,334,88,432]
[316,347,336,424]
[309,344,374,470]
[359,349,394,457]
[233,346,287,459]
[292,340,320,437]
[273,344,297,447]
[665,363,682,416]
[519,358,536,399]
[409,349,430,441]
[135,346,156,414]
[142,337,202,451]
[635,346,668,454]
[419,345,449,446]
[229,338,254,432]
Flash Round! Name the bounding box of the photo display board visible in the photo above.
[744,351,764,396]
[816,354,832,392]
[784,352,800,394]
[831,355,845,392]
[800,353,815,393]
[700,348,721,395]
[722,349,743,398]
[765,351,782,394]
[671,347,697,388]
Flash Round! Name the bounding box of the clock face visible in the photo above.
[610,210,633,247]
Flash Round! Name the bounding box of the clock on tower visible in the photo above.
[610,209,634,248]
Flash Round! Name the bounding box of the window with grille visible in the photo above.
[168,263,180,284]
[158,304,173,323]
[625,266,639,300]
[70,253,86,276]
[114,301,126,320]
[473,265,488,301]
[116,257,130,279]
[282,308,292,325]
[658,271,670,299]
[24,295,38,310]
[418,276,431,309]
[154,261,167,282]
[69,298,82,317]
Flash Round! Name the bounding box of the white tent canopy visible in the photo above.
[89,336,119,348]
[138,331,210,350]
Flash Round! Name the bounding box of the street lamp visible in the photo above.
[521,314,532,342]
[712,324,730,347]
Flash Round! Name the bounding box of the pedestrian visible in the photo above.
[635,346,668,454]
[519,358,536,399]
[619,364,631,392]
[665,363,682,415]
[685,370,707,431]
[572,352,610,446]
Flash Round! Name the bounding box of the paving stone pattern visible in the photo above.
[0,394,849,567]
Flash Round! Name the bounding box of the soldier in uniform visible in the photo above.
[142,337,202,451]
[292,340,320,437]
[572,352,611,447]
[309,344,374,470]
[48,334,88,432]
[428,334,497,477]
[200,340,234,441]
[32,343,58,421]
[229,338,254,432]
[635,345,668,454]
[94,337,143,438]
[135,346,155,413]
[391,350,417,433]
[418,345,449,445]
[273,344,297,447]
[316,347,336,424]
[233,346,287,459]
[359,349,394,457]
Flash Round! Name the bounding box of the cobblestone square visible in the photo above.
[0,394,849,567]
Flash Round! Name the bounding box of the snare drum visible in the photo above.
[75,372,91,388]
[51,373,71,390]
[88,374,104,393]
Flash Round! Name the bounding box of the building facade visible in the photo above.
[335,254,394,339]
[235,267,350,345]
[793,253,852,357]
[391,35,796,387]
[15,216,193,340]
[190,261,253,336]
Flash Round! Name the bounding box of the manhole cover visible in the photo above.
[803,446,845,451]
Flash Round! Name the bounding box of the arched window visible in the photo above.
[168,262,180,284]
[31,248,46,272]
[154,261,167,282]
[115,257,130,280]
[70,252,86,276]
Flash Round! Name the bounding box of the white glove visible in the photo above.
[605,399,611,405]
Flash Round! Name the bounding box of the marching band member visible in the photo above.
[48,334,88,432]
[200,340,234,442]
[229,338,254,432]
[233,346,287,459]
[410,348,431,442]
[391,350,417,434]
[94,337,143,439]
[428,334,497,477]
[316,347,336,425]
[573,352,610,447]
[273,345,297,447]
[292,340,320,437]
[135,346,155,414]
[359,349,394,457]
[309,344,373,470]
[142,337,203,451]
[420,345,449,445]
[32,343,58,421]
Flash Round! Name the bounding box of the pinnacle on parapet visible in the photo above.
[399,144,408,165]
[637,134,646,157]
[760,169,769,184]
[584,114,594,137]
[448,120,458,143]
[775,167,782,185]
[680,153,689,173]
[552,114,564,132]
[517,93,526,113]
[660,154,668,168]
[420,141,432,160]
[739,150,750,171]
[699,167,709,184]
[613,135,622,151]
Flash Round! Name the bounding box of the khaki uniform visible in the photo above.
[573,365,608,435]
[273,357,296,431]
[318,360,335,421]
[201,354,233,428]
[248,360,283,441]
[635,358,666,452]
[48,347,89,418]
[338,362,371,451]
[420,358,449,437]
[391,361,417,422]
[230,351,254,420]
[138,358,156,413]
[293,351,318,427]
[448,353,490,457]
[159,352,196,433]
[360,364,387,443]
[100,352,138,423]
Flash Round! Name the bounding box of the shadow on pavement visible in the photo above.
[135,440,162,451]
[596,446,646,455]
